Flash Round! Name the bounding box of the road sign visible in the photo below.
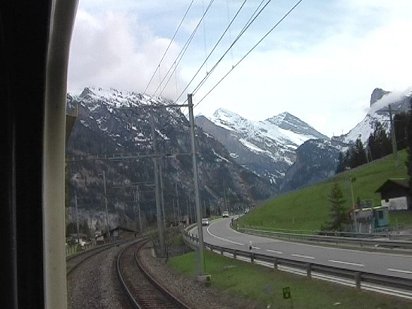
[283,287,291,299]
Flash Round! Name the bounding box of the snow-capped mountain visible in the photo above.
[196,108,328,189]
[66,87,275,229]
[282,87,412,193]
[196,87,411,194]
[338,87,412,144]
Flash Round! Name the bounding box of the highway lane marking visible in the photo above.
[266,249,283,254]
[328,260,364,267]
[218,218,411,259]
[387,268,412,275]
[206,225,244,246]
[291,254,315,260]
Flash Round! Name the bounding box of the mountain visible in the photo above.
[196,108,328,190]
[282,87,412,193]
[280,139,343,192]
[196,87,411,195]
[66,87,275,231]
[338,87,412,144]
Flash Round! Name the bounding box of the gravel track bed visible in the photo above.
[68,240,260,308]
[120,241,177,308]
[138,242,261,309]
[67,243,132,309]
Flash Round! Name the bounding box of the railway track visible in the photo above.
[117,239,191,309]
[66,242,117,276]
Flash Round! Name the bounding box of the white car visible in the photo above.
[202,218,209,226]
[222,211,229,218]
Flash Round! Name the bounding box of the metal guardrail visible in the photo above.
[237,227,412,250]
[183,231,412,294]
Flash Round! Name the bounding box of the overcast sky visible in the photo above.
[68,0,412,137]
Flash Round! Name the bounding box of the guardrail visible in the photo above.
[183,231,412,294]
[236,227,412,251]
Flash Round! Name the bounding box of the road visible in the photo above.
[195,217,412,279]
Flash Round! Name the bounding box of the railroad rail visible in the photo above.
[66,242,117,276]
[117,239,191,309]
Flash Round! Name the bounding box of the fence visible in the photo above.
[183,231,412,296]
[236,227,412,250]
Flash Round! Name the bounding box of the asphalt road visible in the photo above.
[194,217,412,279]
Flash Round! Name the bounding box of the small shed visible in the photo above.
[375,179,410,211]
[353,206,389,233]
[109,226,137,240]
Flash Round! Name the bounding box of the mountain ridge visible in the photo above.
[66,87,275,230]
[196,108,328,189]
[197,87,411,194]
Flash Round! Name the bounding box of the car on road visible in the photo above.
[202,218,209,226]
[222,210,229,218]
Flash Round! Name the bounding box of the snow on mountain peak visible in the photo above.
[337,86,412,144]
[78,87,169,109]
[208,108,328,155]
[265,112,328,141]
[367,87,412,116]
[211,108,253,132]
[265,112,293,125]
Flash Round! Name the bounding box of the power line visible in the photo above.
[153,0,216,98]
[191,0,271,98]
[179,0,270,116]
[174,0,249,104]
[195,0,305,108]
[143,0,195,95]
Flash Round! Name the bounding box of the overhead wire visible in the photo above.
[173,0,249,104]
[226,0,234,64]
[154,0,216,98]
[194,0,305,108]
[191,0,270,97]
[178,0,269,114]
[143,0,195,95]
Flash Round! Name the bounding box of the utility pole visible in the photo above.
[188,93,205,276]
[151,108,165,256]
[224,187,228,211]
[159,159,166,228]
[187,197,191,224]
[175,183,181,223]
[350,177,356,231]
[74,190,80,244]
[102,171,110,240]
[388,105,398,166]
[135,185,142,233]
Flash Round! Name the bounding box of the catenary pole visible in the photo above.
[102,171,110,239]
[388,104,398,166]
[151,108,165,255]
[75,190,80,244]
[188,93,205,276]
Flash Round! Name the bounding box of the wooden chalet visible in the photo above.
[375,178,411,211]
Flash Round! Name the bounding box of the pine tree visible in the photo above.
[322,182,348,231]
[351,138,367,167]
[394,112,409,150]
[335,152,345,174]
[367,121,391,160]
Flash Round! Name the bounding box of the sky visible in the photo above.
[67,0,412,137]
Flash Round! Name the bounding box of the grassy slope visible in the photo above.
[239,150,409,232]
[169,251,411,308]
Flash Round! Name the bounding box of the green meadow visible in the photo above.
[169,251,411,308]
[239,150,411,232]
